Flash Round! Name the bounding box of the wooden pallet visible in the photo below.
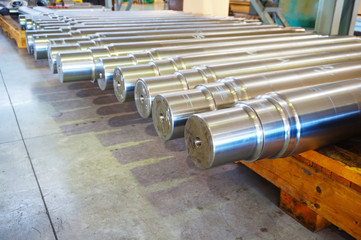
[0,15,26,48]
[230,0,251,13]
[239,137,361,239]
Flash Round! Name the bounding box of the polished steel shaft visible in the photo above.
[58,28,303,83]
[152,61,361,141]
[36,23,264,59]
[185,79,361,169]
[28,14,247,55]
[26,29,63,54]
[135,39,361,118]
[96,33,318,90]
[41,24,280,60]
[115,36,360,104]
[51,30,307,74]
[149,49,361,140]
[33,33,77,60]
[93,27,302,39]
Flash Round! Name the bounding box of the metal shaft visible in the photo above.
[35,24,280,60]
[152,61,361,141]
[50,30,308,74]
[185,79,361,169]
[96,33,319,90]
[33,33,77,60]
[49,40,98,73]
[71,23,273,38]
[93,27,302,39]
[115,36,360,104]
[26,29,63,54]
[36,23,266,59]
[57,28,303,83]
[27,15,249,53]
[148,49,361,140]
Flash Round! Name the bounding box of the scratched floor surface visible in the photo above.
[0,19,352,240]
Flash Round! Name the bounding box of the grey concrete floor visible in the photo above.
[0,15,353,240]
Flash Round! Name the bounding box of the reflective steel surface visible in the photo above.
[134,37,360,118]
[151,49,361,140]
[184,79,361,169]
[56,26,299,83]
[96,33,317,90]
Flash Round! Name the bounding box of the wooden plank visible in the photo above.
[230,0,250,13]
[241,156,361,239]
[297,149,361,187]
[279,190,331,232]
[0,16,26,48]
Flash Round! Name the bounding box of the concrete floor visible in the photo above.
[0,7,354,240]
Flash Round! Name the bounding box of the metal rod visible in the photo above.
[34,24,280,59]
[152,60,361,141]
[96,33,318,90]
[149,49,361,140]
[57,28,303,83]
[50,30,308,74]
[184,79,361,169]
[26,29,63,54]
[135,38,361,118]
[34,23,260,59]
[114,36,360,104]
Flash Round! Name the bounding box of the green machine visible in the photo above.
[251,0,360,35]
[279,0,318,28]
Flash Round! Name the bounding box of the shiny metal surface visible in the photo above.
[58,28,304,83]
[48,41,96,73]
[60,21,259,33]
[152,61,361,141]
[185,79,361,169]
[48,45,82,73]
[25,29,62,54]
[114,36,359,105]
[94,27,303,39]
[147,47,361,103]
[52,29,307,63]
[150,49,361,140]
[38,23,69,30]
[33,33,73,60]
[49,37,90,46]
[29,16,247,55]
[60,20,249,32]
[72,24,283,38]
[96,33,319,90]
[57,51,94,83]
[102,32,314,56]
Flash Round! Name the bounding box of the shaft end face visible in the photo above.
[113,64,159,103]
[96,62,108,91]
[96,56,137,91]
[113,67,133,103]
[185,106,263,169]
[152,94,176,141]
[135,79,152,119]
[184,115,215,169]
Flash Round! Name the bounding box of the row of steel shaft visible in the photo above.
[24,8,361,169]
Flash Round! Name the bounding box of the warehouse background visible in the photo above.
[0,1,360,240]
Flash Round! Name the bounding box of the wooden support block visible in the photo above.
[241,154,361,239]
[230,0,251,13]
[0,16,26,48]
[279,190,331,232]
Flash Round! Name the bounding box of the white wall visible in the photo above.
[183,0,230,17]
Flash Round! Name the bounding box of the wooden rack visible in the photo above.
[0,15,26,48]
[239,138,361,239]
